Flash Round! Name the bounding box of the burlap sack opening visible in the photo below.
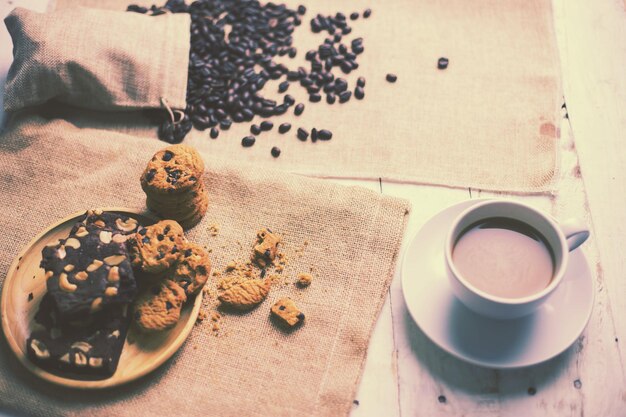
[0,113,410,417]
[4,7,190,112]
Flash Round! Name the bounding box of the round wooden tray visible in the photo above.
[0,208,202,389]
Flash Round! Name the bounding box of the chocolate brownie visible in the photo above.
[27,294,131,380]
[41,210,138,321]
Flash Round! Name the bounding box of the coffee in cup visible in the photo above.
[451,217,555,299]
[445,200,589,319]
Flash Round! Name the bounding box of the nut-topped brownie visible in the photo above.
[27,294,131,379]
[40,209,139,321]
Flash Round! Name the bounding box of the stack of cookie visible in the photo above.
[127,220,212,332]
[140,145,208,229]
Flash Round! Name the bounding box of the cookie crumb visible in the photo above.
[211,311,221,322]
[196,309,208,323]
[225,261,237,271]
[296,273,312,288]
[208,223,220,236]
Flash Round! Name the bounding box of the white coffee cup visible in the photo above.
[444,199,589,319]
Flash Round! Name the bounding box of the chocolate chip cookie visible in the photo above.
[128,220,185,274]
[172,242,211,296]
[140,145,204,195]
[133,280,187,332]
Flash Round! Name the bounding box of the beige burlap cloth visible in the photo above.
[0,114,409,417]
[47,0,561,193]
[4,7,190,111]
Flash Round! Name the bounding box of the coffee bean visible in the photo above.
[363,8,372,18]
[318,129,333,140]
[342,26,352,35]
[357,76,366,87]
[260,121,274,131]
[271,146,281,157]
[305,50,317,60]
[127,4,148,13]
[210,127,219,138]
[438,57,449,70]
[386,73,398,83]
[311,128,318,142]
[251,124,262,135]
[294,103,305,115]
[309,93,322,102]
[279,123,291,133]
[297,128,309,140]
[278,81,290,93]
[283,94,295,106]
[355,86,365,100]
[288,47,297,58]
[350,12,359,20]
[297,5,306,15]
[326,93,336,104]
[242,136,256,147]
[339,91,352,103]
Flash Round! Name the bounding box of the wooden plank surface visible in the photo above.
[1,0,625,415]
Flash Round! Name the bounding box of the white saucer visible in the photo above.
[401,199,594,369]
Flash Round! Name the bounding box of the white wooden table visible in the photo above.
[1,0,624,415]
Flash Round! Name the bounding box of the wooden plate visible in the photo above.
[0,208,202,389]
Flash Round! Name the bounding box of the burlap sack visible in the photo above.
[50,0,562,193]
[4,7,190,112]
[0,114,410,417]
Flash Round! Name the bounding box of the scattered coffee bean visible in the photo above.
[355,86,365,100]
[357,76,366,87]
[438,57,449,70]
[297,128,309,141]
[339,91,352,103]
[219,119,232,130]
[279,123,292,133]
[278,81,290,93]
[386,73,398,83]
[138,0,374,145]
[251,124,261,135]
[260,121,274,131]
[210,127,219,138]
[284,94,295,106]
[271,146,281,157]
[242,136,256,147]
[318,129,333,140]
[311,128,318,141]
[363,8,372,18]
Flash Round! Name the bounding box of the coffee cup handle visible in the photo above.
[560,218,590,251]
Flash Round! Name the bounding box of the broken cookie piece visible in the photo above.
[296,273,312,288]
[218,274,271,311]
[271,297,305,327]
[251,228,281,268]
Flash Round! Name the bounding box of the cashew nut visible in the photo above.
[59,272,77,292]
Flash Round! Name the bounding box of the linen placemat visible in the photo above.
[0,114,410,417]
[48,0,561,193]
